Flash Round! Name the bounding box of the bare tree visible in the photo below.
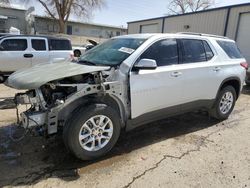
[0,0,30,8]
[0,0,11,5]
[168,0,214,14]
[37,0,105,33]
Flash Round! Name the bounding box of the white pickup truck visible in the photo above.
[0,35,73,82]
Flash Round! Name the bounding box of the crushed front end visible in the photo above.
[13,70,126,136]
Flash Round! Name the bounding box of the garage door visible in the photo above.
[236,13,250,62]
[140,24,158,33]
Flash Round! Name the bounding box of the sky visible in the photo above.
[10,0,250,27]
[93,0,250,27]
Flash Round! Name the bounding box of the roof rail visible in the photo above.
[178,32,229,39]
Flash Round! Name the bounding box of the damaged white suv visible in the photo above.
[5,33,247,160]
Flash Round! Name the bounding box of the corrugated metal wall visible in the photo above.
[128,19,163,34]
[226,6,250,39]
[163,9,227,35]
[127,4,250,40]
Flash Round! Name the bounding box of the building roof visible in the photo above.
[34,15,127,30]
[0,4,26,11]
[0,34,70,40]
[127,2,250,24]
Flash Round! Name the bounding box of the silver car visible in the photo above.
[5,33,247,160]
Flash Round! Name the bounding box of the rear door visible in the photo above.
[30,37,50,65]
[130,38,183,119]
[48,39,72,62]
[0,37,32,72]
[177,38,220,106]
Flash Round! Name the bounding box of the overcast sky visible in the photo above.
[11,0,250,27]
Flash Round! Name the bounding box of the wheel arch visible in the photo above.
[217,77,241,100]
[58,94,126,128]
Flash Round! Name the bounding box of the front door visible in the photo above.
[130,38,183,119]
[0,37,32,72]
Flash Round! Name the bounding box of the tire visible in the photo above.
[210,85,236,120]
[245,81,250,86]
[0,75,5,83]
[74,50,81,57]
[63,104,121,160]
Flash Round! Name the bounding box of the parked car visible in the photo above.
[5,33,247,160]
[0,35,73,83]
[245,70,250,85]
[72,39,98,57]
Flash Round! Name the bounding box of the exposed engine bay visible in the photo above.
[14,70,126,135]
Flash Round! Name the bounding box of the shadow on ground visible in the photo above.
[0,110,219,187]
[241,85,250,95]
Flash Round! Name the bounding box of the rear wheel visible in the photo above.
[210,85,236,120]
[63,104,121,160]
[0,75,6,83]
[74,50,81,57]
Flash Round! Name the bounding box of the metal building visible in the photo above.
[127,3,250,62]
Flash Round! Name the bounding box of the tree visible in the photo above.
[0,0,10,4]
[37,0,104,33]
[168,0,214,15]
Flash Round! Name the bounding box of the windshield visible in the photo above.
[78,38,146,66]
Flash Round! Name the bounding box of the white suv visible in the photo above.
[5,33,247,160]
[0,35,73,82]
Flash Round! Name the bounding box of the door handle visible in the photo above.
[213,67,221,72]
[23,54,33,58]
[171,71,182,77]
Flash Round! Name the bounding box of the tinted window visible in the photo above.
[32,39,46,51]
[49,39,72,51]
[217,40,243,59]
[140,39,178,66]
[181,39,206,63]
[1,39,27,51]
[203,41,214,60]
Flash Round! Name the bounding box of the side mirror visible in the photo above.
[0,45,4,51]
[133,59,157,70]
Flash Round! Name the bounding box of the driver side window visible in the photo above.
[140,39,178,66]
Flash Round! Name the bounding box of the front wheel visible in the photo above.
[210,86,236,120]
[63,104,121,160]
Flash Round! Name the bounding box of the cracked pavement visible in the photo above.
[0,84,250,188]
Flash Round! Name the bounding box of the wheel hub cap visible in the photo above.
[79,115,113,151]
[219,91,233,115]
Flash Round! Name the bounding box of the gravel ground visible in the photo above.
[0,84,249,188]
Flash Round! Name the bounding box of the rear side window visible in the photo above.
[49,39,72,51]
[140,39,178,66]
[180,39,206,63]
[1,39,27,51]
[217,40,243,59]
[32,39,46,51]
[203,41,214,60]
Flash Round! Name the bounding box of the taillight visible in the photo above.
[240,62,248,70]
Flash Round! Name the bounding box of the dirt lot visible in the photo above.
[0,84,249,188]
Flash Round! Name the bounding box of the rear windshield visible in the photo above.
[217,40,243,59]
[49,39,72,51]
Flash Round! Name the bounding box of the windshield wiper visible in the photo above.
[78,60,96,66]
